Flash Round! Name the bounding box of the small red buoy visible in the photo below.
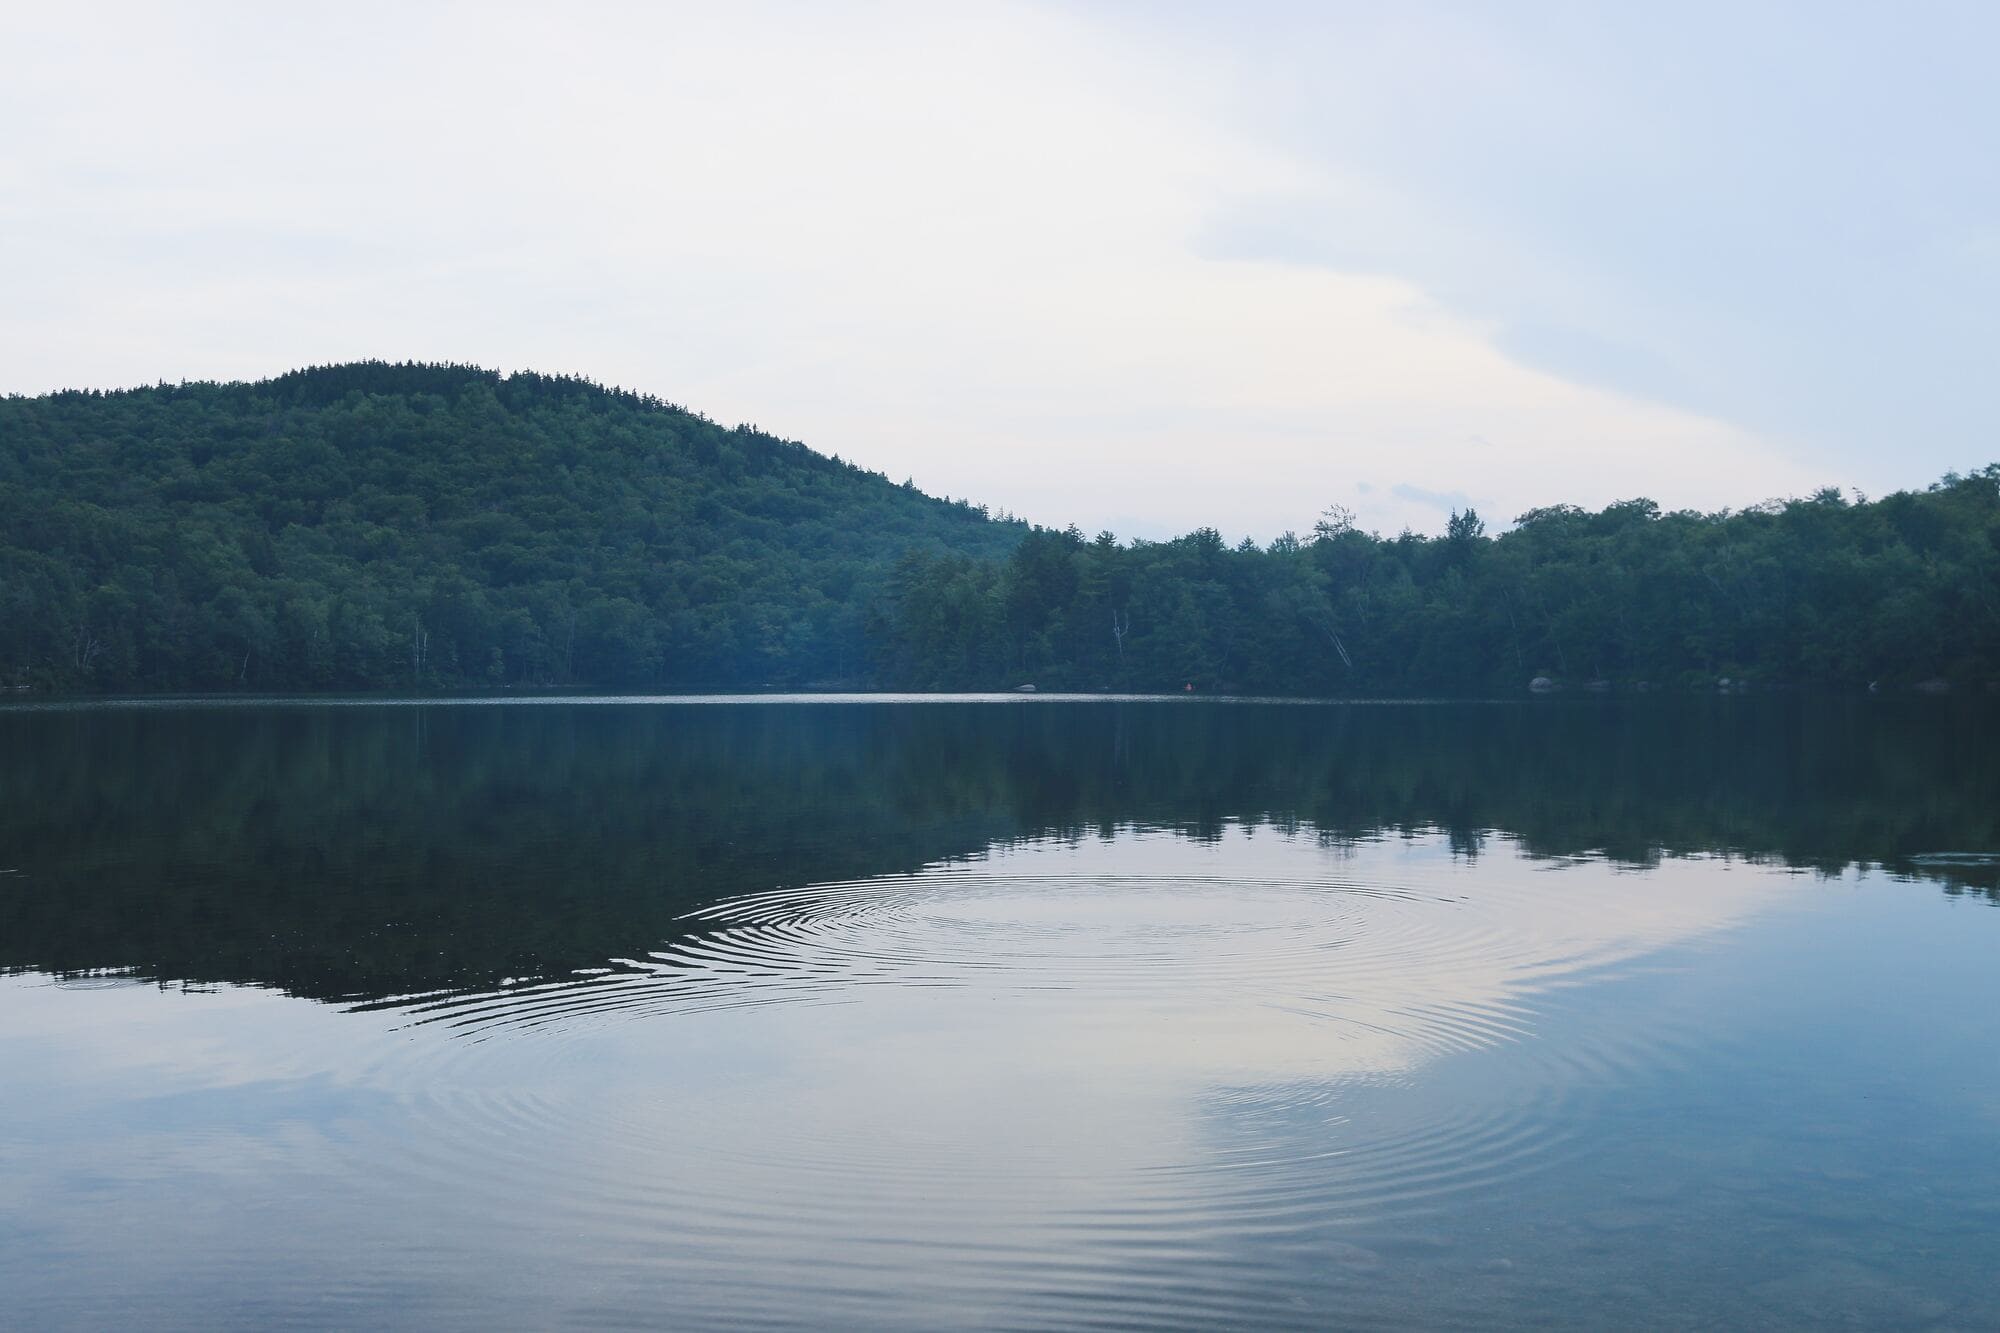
[1184,682,1194,693]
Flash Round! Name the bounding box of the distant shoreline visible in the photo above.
[3,687,1987,713]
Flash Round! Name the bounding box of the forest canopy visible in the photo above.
[875,476,2000,694]
[2,362,1996,694]
[0,362,1022,690]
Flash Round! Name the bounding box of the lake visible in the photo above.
[3,696,1998,1329]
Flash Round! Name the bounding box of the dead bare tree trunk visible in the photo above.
[71,622,102,674]
[1312,613,1354,670]
[1502,588,1526,672]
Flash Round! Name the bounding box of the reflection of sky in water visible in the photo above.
[3,829,1999,1329]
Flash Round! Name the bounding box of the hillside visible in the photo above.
[4,361,1997,696]
[0,362,1023,690]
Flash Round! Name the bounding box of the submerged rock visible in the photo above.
[1322,1242,1384,1272]
[1908,852,2000,867]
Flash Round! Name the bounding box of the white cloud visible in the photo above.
[0,1,1829,537]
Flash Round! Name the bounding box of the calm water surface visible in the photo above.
[3,697,1998,1329]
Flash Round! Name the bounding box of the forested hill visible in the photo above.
[4,361,1998,695]
[0,362,1024,690]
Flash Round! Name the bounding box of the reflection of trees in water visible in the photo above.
[1,699,1995,1001]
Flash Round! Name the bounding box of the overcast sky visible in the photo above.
[3,1,1994,539]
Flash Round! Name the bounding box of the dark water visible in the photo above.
[3,696,1999,1330]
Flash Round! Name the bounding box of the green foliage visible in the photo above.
[4,361,1995,695]
[0,362,1023,690]
[874,470,2000,693]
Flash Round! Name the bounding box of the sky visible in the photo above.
[2,1,1994,540]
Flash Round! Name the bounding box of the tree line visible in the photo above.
[872,476,2000,694]
[3,361,1996,694]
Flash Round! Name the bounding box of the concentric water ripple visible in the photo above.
[302,832,1786,1326]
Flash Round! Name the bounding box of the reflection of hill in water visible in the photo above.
[1,698,1995,1002]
